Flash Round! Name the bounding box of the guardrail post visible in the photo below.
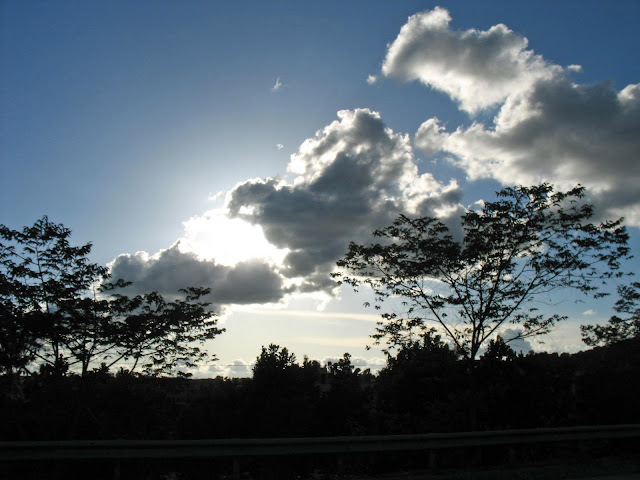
[508,445,517,464]
[232,456,240,480]
[336,454,345,475]
[428,449,437,469]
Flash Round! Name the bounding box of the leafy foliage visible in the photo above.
[0,216,108,374]
[334,184,630,360]
[581,281,640,346]
[0,216,224,376]
[105,285,224,376]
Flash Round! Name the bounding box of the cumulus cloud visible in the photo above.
[384,8,640,225]
[225,108,463,293]
[205,359,253,378]
[105,109,463,304]
[422,80,640,212]
[108,243,289,308]
[382,7,558,114]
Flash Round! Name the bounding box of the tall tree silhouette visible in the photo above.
[335,184,629,360]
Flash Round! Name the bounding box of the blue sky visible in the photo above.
[2,1,639,376]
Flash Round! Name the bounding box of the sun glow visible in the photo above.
[179,208,288,266]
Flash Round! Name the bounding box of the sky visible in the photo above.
[2,0,640,377]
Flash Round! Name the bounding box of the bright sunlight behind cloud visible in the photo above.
[180,208,288,266]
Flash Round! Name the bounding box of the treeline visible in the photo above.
[2,188,639,444]
[2,335,639,441]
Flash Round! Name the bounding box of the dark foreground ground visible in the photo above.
[3,434,639,479]
[348,454,640,480]
[5,452,639,480]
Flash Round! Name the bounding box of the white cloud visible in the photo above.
[276,144,284,150]
[366,74,377,85]
[583,309,596,316]
[414,117,446,156]
[382,7,558,114]
[386,8,640,225]
[271,76,284,92]
[207,359,253,378]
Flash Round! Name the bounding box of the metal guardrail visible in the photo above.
[2,424,639,462]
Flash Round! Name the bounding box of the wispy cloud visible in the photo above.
[296,336,372,348]
[233,307,381,324]
[271,76,284,92]
[276,144,284,150]
[366,74,377,85]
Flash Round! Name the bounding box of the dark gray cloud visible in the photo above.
[108,243,288,307]
[226,108,464,293]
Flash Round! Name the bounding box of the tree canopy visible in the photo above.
[0,216,224,376]
[334,184,630,360]
[582,281,640,346]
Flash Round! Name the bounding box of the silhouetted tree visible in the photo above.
[324,353,373,435]
[0,217,108,374]
[250,345,326,437]
[480,336,518,363]
[105,285,224,376]
[581,281,640,346]
[252,343,298,386]
[0,294,37,376]
[335,184,629,360]
[0,216,224,376]
[376,330,462,432]
[327,352,359,377]
[251,343,303,406]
